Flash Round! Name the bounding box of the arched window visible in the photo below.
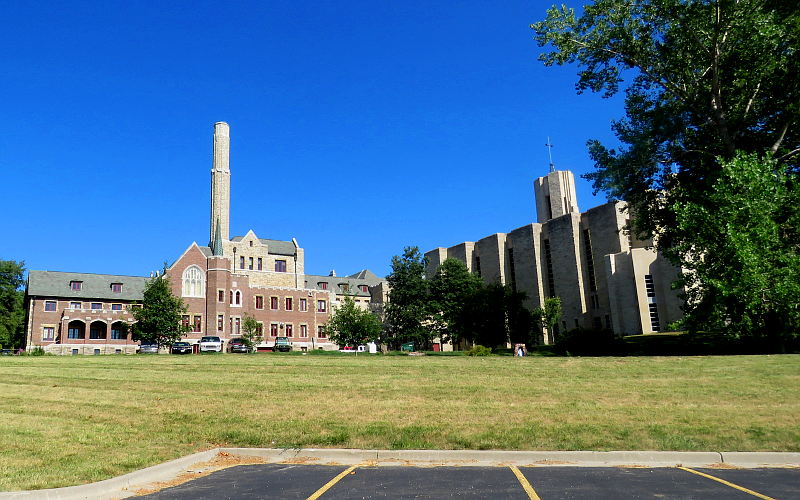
[182,266,205,298]
[235,291,241,305]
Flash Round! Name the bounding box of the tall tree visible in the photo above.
[241,314,263,351]
[326,295,383,352]
[534,297,562,344]
[532,0,799,338]
[0,260,26,349]
[428,258,483,346]
[131,267,191,347]
[672,152,800,346]
[385,246,431,350]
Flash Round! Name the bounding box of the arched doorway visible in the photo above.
[67,320,85,339]
[89,321,107,340]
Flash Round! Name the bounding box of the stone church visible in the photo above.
[426,169,683,342]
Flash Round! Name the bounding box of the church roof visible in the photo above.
[305,270,384,297]
[230,236,297,256]
[27,270,148,301]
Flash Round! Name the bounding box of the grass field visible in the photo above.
[1,353,798,491]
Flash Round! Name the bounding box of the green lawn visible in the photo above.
[1,353,798,491]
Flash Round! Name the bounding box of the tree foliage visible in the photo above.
[326,295,383,351]
[241,314,262,351]
[131,268,191,347]
[428,258,483,345]
[385,246,431,349]
[534,297,562,343]
[0,260,26,349]
[672,152,800,346]
[532,0,799,340]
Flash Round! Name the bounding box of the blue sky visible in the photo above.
[3,1,624,279]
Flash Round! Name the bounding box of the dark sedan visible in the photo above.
[170,341,193,354]
[228,338,252,353]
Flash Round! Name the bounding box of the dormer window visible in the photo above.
[70,281,82,291]
[318,282,328,290]
[111,283,123,293]
[340,283,350,292]
[359,285,369,293]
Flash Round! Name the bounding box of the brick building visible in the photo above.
[24,122,386,353]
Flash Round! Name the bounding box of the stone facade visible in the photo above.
[426,169,682,342]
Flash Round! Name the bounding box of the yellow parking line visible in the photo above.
[510,466,542,500]
[678,467,775,500]
[306,464,359,500]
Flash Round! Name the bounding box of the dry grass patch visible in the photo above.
[0,354,798,490]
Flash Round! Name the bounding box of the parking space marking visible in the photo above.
[510,465,542,500]
[306,464,359,500]
[678,467,776,499]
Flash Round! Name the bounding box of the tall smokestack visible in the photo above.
[210,122,231,246]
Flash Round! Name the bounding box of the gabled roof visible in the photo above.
[27,270,148,301]
[347,269,380,280]
[305,270,385,297]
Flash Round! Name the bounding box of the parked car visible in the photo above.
[228,338,251,353]
[273,336,292,352]
[138,343,159,354]
[199,336,223,353]
[171,341,193,354]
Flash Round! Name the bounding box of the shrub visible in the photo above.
[554,328,624,356]
[465,345,492,356]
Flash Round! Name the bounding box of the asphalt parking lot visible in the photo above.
[137,463,800,499]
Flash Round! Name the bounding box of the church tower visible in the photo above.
[210,121,231,247]
[533,170,579,223]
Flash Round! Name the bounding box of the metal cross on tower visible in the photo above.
[545,137,555,172]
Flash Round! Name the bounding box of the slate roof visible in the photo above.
[305,270,385,297]
[230,236,297,256]
[27,270,148,301]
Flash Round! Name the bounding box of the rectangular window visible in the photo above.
[359,285,369,293]
[300,324,308,338]
[111,326,125,340]
[111,303,122,311]
[299,298,307,312]
[317,326,327,339]
[255,295,264,309]
[583,229,597,292]
[193,315,202,332]
[649,303,661,331]
[285,324,293,337]
[275,260,287,272]
[240,256,245,269]
[218,290,224,302]
[91,303,102,310]
[70,281,82,291]
[218,314,224,332]
[68,326,83,339]
[256,322,263,335]
[182,315,190,329]
[317,300,327,313]
[248,257,254,270]
[285,297,293,311]
[645,275,656,297]
[318,282,328,290]
[69,301,81,309]
[270,296,278,310]
[270,323,279,337]
[544,239,555,297]
[44,300,56,312]
[42,327,55,341]
[111,283,123,293]
[234,317,241,334]
[507,248,517,292]
[257,257,263,271]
